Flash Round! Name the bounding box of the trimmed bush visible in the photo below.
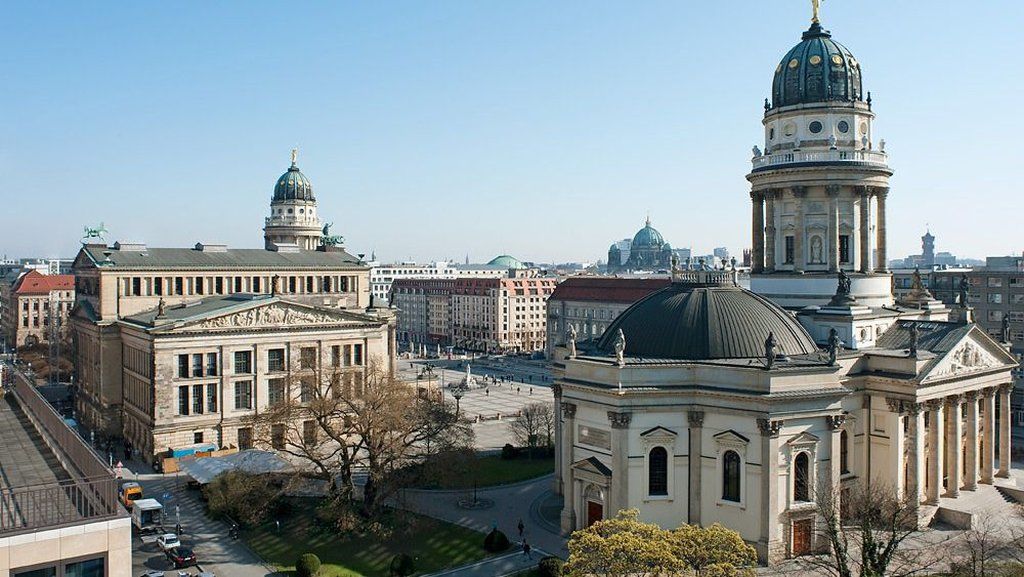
[389,553,416,576]
[501,444,520,460]
[537,556,564,577]
[295,553,321,577]
[483,528,511,552]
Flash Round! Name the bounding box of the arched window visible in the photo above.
[794,452,810,502]
[648,447,668,496]
[840,430,849,474]
[722,450,741,502]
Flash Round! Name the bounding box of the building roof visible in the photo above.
[487,255,526,269]
[596,280,819,361]
[12,270,74,295]
[771,22,863,109]
[631,217,665,249]
[549,276,670,304]
[76,244,364,271]
[273,157,315,202]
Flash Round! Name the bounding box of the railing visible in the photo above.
[1,367,121,535]
[751,149,888,170]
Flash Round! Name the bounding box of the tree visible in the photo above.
[565,509,683,577]
[813,480,930,577]
[508,402,556,449]
[673,523,757,577]
[244,357,474,517]
[204,470,281,527]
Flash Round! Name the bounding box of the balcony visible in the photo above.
[751,149,889,172]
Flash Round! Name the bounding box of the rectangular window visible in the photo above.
[194,432,204,444]
[300,347,317,370]
[306,276,314,292]
[235,277,243,292]
[353,343,364,366]
[193,384,204,414]
[65,557,105,577]
[331,345,341,367]
[253,277,262,292]
[303,420,317,445]
[234,350,252,374]
[195,276,204,295]
[988,293,1004,304]
[342,344,352,367]
[237,427,253,450]
[206,352,218,376]
[268,348,285,372]
[784,236,795,265]
[178,355,189,378]
[300,377,314,403]
[132,277,142,296]
[268,378,286,406]
[215,277,224,294]
[271,423,285,450]
[155,277,163,296]
[289,276,297,293]
[989,277,1004,288]
[192,353,203,377]
[234,380,253,410]
[175,277,184,295]
[839,235,850,264]
[178,386,189,415]
[207,384,218,413]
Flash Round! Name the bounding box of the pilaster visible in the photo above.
[792,186,806,273]
[688,410,705,525]
[826,185,841,273]
[756,417,783,563]
[608,411,632,517]
[560,402,577,533]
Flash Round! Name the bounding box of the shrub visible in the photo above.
[295,553,321,577]
[483,528,511,552]
[389,553,416,576]
[501,444,520,460]
[538,556,564,577]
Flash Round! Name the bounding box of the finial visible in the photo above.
[645,213,651,227]
[290,148,298,167]
[811,0,823,24]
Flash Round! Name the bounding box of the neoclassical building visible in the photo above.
[607,218,674,274]
[552,13,1019,565]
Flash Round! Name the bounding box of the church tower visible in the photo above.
[748,12,893,308]
[264,149,323,250]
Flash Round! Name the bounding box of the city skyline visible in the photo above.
[3,1,1021,262]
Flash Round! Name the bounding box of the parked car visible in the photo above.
[166,547,196,568]
[140,571,164,577]
[156,533,180,551]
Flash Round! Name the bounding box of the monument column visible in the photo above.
[946,395,964,497]
[925,399,945,505]
[907,403,925,506]
[608,411,632,516]
[826,185,841,272]
[981,387,996,484]
[965,391,979,490]
[874,187,889,273]
[792,186,806,273]
[560,402,577,533]
[751,192,765,274]
[765,190,777,272]
[858,186,871,273]
[998,383,1013,478]
[552,384,563,495]
[757,418,783,563]
[688,410,705,525]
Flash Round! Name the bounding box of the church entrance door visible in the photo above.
[586,501,603,527]
[792,519,813,556]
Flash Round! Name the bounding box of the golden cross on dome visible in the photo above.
[290,148,298,166]
[811,0,824,24]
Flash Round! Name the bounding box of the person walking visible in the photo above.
[522,540,532,559]
[517,518,524,539]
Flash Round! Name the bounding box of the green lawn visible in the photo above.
[417,454,554,490]
[244,499,489,577]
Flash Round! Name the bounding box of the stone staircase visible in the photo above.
[933,483,1019,530]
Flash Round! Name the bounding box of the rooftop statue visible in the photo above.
[958,274,970,308]
[613,329,626,367]
[764,332,777,370]
[827,328,842,366]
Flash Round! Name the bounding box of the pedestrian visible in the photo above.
[523,540,532,559]
[529,387,533,395]
[486,389,489,396]
[175,522,182,535]
[517,387,521,395]
[517,518,524,538]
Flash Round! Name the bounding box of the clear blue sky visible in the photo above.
[2,1,1021,264]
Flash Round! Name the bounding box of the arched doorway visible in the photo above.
[583,484,605,527]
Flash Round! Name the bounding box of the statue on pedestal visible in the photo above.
[827,328,842,366]
[613,329,626,367]
[958,274,970,308]
[566,325,578,359]
[764,332,777,371]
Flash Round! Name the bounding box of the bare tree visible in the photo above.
[813,479,931,577]
[245,356,473,516]
[946,515,1013,577]
[508,402,555,449]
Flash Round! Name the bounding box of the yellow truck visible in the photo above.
[119,481,143,510]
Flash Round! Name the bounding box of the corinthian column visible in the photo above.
[751,192,765,274]
[946,395,964,497]
[874,187,889,273]
[965,391,979,490]
[792,186,806,273]
[765,190,777,272]
[859,186,871,273]
[560,402,577,533]
[827,185,841,273]
[907,403,925,505]
[998,384,1013,478]
[552,384,563,495]
[926,399,945,505]
[981,388,996,484]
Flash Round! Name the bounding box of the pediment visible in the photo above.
[640,426,677,438]
[787,431,820,447]
[173,301,376,333]
[572,456,612,477]
[713,430,750,444]
[922,329,1017,383]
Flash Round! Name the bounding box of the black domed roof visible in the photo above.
[771,22,863,109]
[273,161,314,202]
[597,280,817,361]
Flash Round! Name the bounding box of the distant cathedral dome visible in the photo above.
[631,217,665,249]
[488,255,525,269]
[771,22,863,108]
[598,280,818,361]
[273,155,315,201]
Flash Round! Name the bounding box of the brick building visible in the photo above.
[2,270,75,349]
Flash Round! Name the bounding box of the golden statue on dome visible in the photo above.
[811,0,824,24]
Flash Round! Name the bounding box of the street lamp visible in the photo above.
[452,386,465,416]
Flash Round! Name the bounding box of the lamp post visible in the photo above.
[452,386,464,416]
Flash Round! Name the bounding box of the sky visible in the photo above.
[2,1,1022,264]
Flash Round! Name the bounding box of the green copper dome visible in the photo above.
[771,22,863,109]
[273,161,315,202]
[488,255,525,269]
[631,218,665,249]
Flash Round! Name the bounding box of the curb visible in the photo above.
[403,473,554,496]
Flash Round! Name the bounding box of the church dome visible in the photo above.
[771,22,863,109]
[273,160,315,202]
[488,255,525,269]
[631,218,664,248]
[597,280,818,361]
